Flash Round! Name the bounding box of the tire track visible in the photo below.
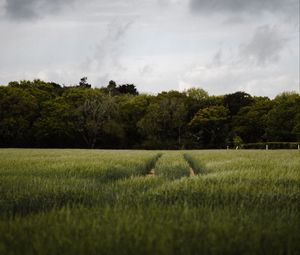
[145,153,162,177]
[153,153,191,180]
[146,169,155,177]
[184,153,207,176]
[189,167,196,177]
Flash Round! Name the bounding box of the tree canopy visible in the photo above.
[0,79,299,149]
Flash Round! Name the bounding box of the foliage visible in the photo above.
[104,80,139,96]
[185,87,209,101]
[265,92,300,142]
[188,105,230,148]
[33,97,75,147]
[76,91,119,148]
[0,79,299,148]
[224,91,254,116]
[137,91,188,149]
[232,97,273,143]
[233,135,243,147]
[78,77,91,88]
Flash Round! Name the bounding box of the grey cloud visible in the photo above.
[106,19,134,41]
[212,48,223,67]
[84,18,135,84]
[189,0,299,16]
[140,64,154,75]
[95,18,135,66]
[4,0,74,20]
[5,0,38,20]
[239,25,288,65]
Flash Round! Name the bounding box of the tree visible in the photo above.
[137,91,188,149]
[224,91,254,116]
[104,81,139,96]
[117,84,139,95]
[76,92,118,148]
[292,112,300,140]
[33,97,75,147]
[232,97,273,143]
[265,92,300,142]
[189,105,230,148]
[118,94,151,148]
[79,77,91,88]
[185,87,209,101]
[0,87,38,147]
[8,79,62,102]
[106,80,118,96]
[1,78,298,149]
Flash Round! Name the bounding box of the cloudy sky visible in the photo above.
[0,0,299,97]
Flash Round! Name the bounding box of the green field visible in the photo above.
[0,149,299,255]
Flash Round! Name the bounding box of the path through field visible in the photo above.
[145,152,198,178]
[0,149,299,255]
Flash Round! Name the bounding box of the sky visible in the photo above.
[0,0,299,97]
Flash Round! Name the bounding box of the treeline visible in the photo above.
[0,79,299,149]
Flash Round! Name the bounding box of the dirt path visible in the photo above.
[184,154,197,177]
[144,153,162,177]
[189,167,195,177]
[144,153,196,178]
[146,168,155,177]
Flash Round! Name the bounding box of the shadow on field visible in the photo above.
[0,154,164,218]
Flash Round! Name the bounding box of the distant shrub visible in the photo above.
[242,142,300,149]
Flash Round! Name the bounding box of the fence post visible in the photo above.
[266,144,268,150]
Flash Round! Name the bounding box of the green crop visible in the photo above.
[0,149,299,255]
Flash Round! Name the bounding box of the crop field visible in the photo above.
[0,149,299,255]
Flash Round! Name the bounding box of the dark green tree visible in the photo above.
[76,91,119,148]
[106,80,118,96]
[1,78,299,149]
[33,97,75,147]
[232,97,273,143]
[0,86,38,147]
[189,105,230,148]
[138,91,188,149]
[118,94,151,148]
[265,92,300,142]
[117,84,139,95]
[224,91,254,116]
[79,77,91,88]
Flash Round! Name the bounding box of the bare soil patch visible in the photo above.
[146,168,155,177]
[189,167,195,177]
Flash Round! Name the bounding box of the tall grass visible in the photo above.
[0,149,299,254]
[154,152,190,179]
[0,149,161,216]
